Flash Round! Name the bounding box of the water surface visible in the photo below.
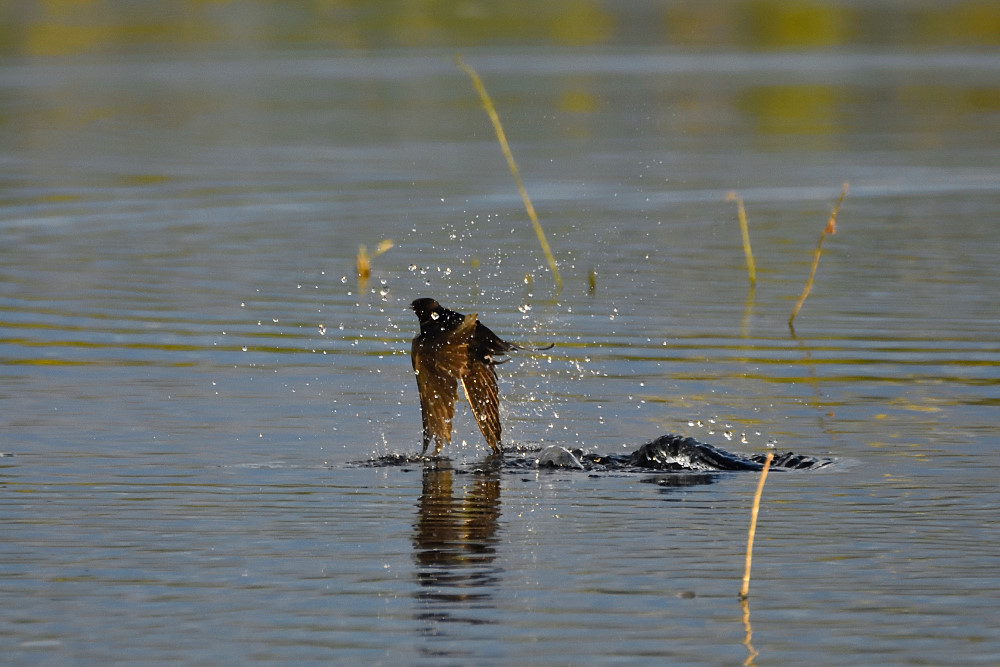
[2,4,1000,664]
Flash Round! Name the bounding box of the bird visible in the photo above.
[409,298,548,456]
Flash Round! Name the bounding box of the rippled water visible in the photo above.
[3,8,1000,663]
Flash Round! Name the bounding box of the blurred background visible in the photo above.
[2,3,1000,665]
[2,1,999,54]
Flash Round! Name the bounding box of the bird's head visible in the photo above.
[410,298,442,325]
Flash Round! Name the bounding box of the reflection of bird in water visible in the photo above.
[413,455,502,625]
[410,298,550,456]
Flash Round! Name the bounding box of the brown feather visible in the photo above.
[461,357,502,453]
[411,312,477,454]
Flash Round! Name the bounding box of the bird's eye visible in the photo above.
[430,312,439,320]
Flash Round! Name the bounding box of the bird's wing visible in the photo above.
[412,313,478,454]
[461,358,502,453]
[413,347,458,454]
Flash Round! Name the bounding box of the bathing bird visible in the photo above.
[409,298,548,455]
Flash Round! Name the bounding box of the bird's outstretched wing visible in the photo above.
[461,358,502,453]
[411,313,477,455]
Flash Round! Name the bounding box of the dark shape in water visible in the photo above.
[627,434,831,471]
[409,298,550,456]
[362,433,833,475]
[533,434,831,472]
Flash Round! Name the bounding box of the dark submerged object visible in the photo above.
[534,434,832,472]
[409,298,550,456]
[627,434,830,471]
[362,433,833,475]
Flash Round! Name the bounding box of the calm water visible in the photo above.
[2,4,1000,664]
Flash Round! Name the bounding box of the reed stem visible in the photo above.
[788,183,848,329]
[740,451,774,600]
[727,191,756,287]
[457,56,562,293]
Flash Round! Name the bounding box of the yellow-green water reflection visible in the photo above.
[2,0,999,57]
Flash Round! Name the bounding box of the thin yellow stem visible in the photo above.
[788,183,848,329]
[727,191,756,287]
[457,56,562,293]
[740,451,774,600]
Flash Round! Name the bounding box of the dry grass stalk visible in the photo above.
[456,56,562,293]
[727,191,757,287]
[788,183,848,329]
[739,451,774,600]
[356,239,394,285]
